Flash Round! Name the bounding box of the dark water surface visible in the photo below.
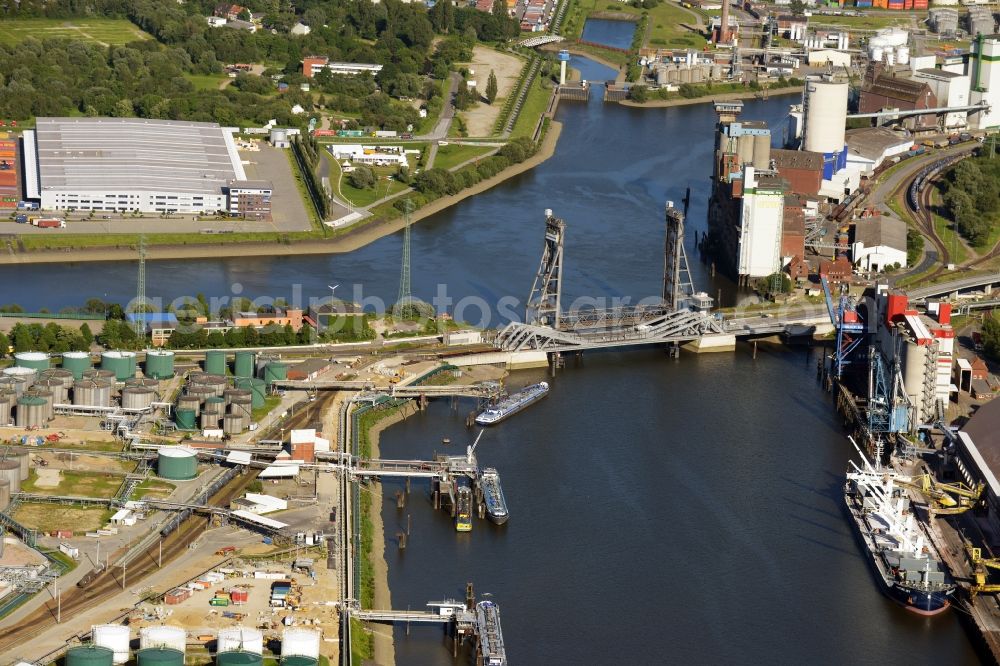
[580,18,637,50]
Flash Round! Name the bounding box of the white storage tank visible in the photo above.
[217,626,265,654]
[281,629,321,658]
[92,624,131,664]
[897,46,910,65]
[3,366,37,385]
[139,626,187,652]
[802,76,848,155]
[878,27,908,47]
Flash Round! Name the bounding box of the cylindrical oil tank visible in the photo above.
[263,363,287,387]
[14,351,50,372]
[122,387,156,411]
[186,385,216,402]
[126,377,159,389]
[74,379,113,407]
[136,648,184,666]
[803,76,848,155]
[216,653,263,666]
[235,378,266,409]
[16,396,47,428]
[234,351,256,379]
[281,629,321,659]
[0,461,20,492]
[157,446,198,480]
[62,351,93,379]
[217,627,264,655]
[139,626,187,651]
[896,45,910,65]
[9,450,30,480]
[175,408,197,431]
[66,645,115,666]
[281,658,318,666]
[177,396,201,416]
[0,479,11,510]
[203,397,226,416]
[201,413,219,430]
[36,378,67,406]
[223,414,244,436]
[83,368,116,381]
[229,396,252,420]
[144,350,175,380]
[101,351,136,381]
[204,350,227,376]
[3,366,37,386]
[752,133,771,171]
[92,624,131,664]
[0,396,12,425]
[25,388,54,421]
[223,388,251,406]
[40,368,75,389]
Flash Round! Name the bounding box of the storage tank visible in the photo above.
[92,624,131,664]
[3,366,37,385]
[14,351,50,372]
[281,658,318,666]
[66,645,115,666]
[656,67,668,85]
[136,648,184,666]
[36,378,67,405]
[40,368,75,389]
[122,387,156,411]
[0,478,11,509]
[903,341,927,422]
[201,413,220,430]
[218,627,265,655]
[186,385,216,402]
[223,414,244,436]
[223,388,251,406]
[0,376,23,396]
[234,351,256,378]
[0,460,20,492]
[281,629,321,659]
[230,396,253,420]
[83,368,116,381]
[139,626,187,652]
[204,350,227,376]
[191,374,227,397]
[74,379,113,407]
[157,447,198,480]
[234,378,266,409]
[101,351,136,380]
[802,77,848,155]
[897,45,910,65]
[177,396,201,416]
[62,351,93,379]
[263,363,287,387]
[8,450,30,481]
[217,653,264,666]
[752,133,771,171]
[142,350,174,379]
[0,396,13,425]
[175,408,197,431]
[126,377,159,389]
[878,27,908,47]
[203,396,226,416]
[16,395,47,428]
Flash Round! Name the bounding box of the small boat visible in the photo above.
[480,467,508,525]
[475,382,549,426]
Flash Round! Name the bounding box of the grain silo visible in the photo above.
[802,76,848,180]
[157,446,198,480]
[61,351,93,379]
[101,350,137,381]
[144,350,175,380]
[204,350,227,376]
[14,351,50,372]
[16,395,47,428]
[234,351,256,378]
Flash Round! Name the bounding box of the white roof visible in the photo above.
[226,450,253,465]
[957,358,973,371]
[231,509,289,529]
[110,509,132,521]
[958,431,1000,497]
[259,464,299,478]
[314,436,330,453]
[291,429,316,444]
[245,493,287,509]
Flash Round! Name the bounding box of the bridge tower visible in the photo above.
[525,210,565,328]
[663,201,695,311]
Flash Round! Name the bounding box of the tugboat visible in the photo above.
[475,382,549,425]
[844,438,956,615]
[480,467,509,525]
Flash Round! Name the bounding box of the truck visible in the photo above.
[216,545,237,555]
[374,130,397,138]
[14,214,27,224]
[33,218,65,228]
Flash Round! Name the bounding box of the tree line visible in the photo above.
[942,156,1000,246]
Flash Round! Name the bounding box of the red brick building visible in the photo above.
[772,149,823,196]
[860,65,937,129]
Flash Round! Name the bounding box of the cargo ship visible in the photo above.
[475,382,549,426]
[845,442,955,616]
[455,476,473,532]
[480,468,509,525]
[476,600,507,666]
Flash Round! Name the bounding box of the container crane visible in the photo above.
[821,276,866,379]
[965,546,1000,596]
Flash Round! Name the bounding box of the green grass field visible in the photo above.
[809,12,921,32]
[433,143,495,171]
[511,76,552,139]
[184,73,230,91]
[22,469,125,497]
[329,149,417,207]
[0,18,151,46]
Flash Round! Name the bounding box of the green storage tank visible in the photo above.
[61,351,93,379]
[145,350,175,380]
[175,408,197,431]
[157,446,198,480]
[101,351,136,380]
[14,351,50,371]
[66,645,115,666]
[281,657,318,666]
[234,351,256,378]
[217,652,264,666]
[204,350,227,376]
[235,378,266,409]
[136,647,185,666]
[263,362,287,387]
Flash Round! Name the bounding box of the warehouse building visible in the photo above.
[23,117,270,216]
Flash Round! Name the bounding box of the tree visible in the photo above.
[629,85,649,103]
[349,166,376,190]
[789,0,806,15]
[485,69,498,104]
[983,314,1000,362]
[0,332,8,357]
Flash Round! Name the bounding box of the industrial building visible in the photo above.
[971,35,1000,129]
[911,68,971,129]
[300,56,383,78]
[226,180,273,220]
[24,118,269,216]
[860,65,938,129]
[850,215,908,272]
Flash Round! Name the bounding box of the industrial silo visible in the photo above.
[25,388,54,421]
[752,133,771,171]
[223,388,250,406]
[83,368,116,382]
[234,351,256,378]
[176,396,201,416]
[192,373,227,397]
[157,446,198,480]
[8,450,30,481]
[122,387,156,411]
[136,648,184,666]
[139,626,187,652]
[218,626,264,656]
[802,76,848,156]
[16,396,47,428]
[235,378,266,409]
[126,377,159,389]
[281,629,321,663]
[62,351,93,379]
[36,378,67,406]
[74,379,113,407]
[200,413,220,430]
[14,351,50,372]
[3,366,37,386]
[174,408,197,431]
[204,350,227,376]
[0,479,11,510]
[263,363,287,387]
[230,396,252,421]
[101,351,137,381]
[92,624,131,665]
[66,645,115,666]
[186,384,216,403]
[0,395,12,425]
[40,368,75,389]
[223,414,244,436]
[203,397,226,417]
[144,350,175,380]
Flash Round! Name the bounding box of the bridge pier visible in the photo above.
[682,333,736,353]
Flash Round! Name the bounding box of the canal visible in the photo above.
[0,56,982,663]
[580,18,636,51]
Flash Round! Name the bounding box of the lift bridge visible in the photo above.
[496,203,726,353]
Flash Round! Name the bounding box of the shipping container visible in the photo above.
[210,598,230,606]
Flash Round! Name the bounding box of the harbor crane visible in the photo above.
[821,276,865,379]
[898,474,984,516]
[965,546,1000,596]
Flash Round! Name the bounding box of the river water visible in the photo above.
[580,18,636,51]
[0,57,981,663]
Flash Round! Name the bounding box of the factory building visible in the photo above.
[970,35,1000,129]
[771,149,823,196]
[845,127,914,175]
[911,68,971,129]
[859,65,938,129]
[24,118,267,216]
[850,215,908,271]
[301,56,383,78]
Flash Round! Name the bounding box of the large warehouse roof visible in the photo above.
[33,117,246,195]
